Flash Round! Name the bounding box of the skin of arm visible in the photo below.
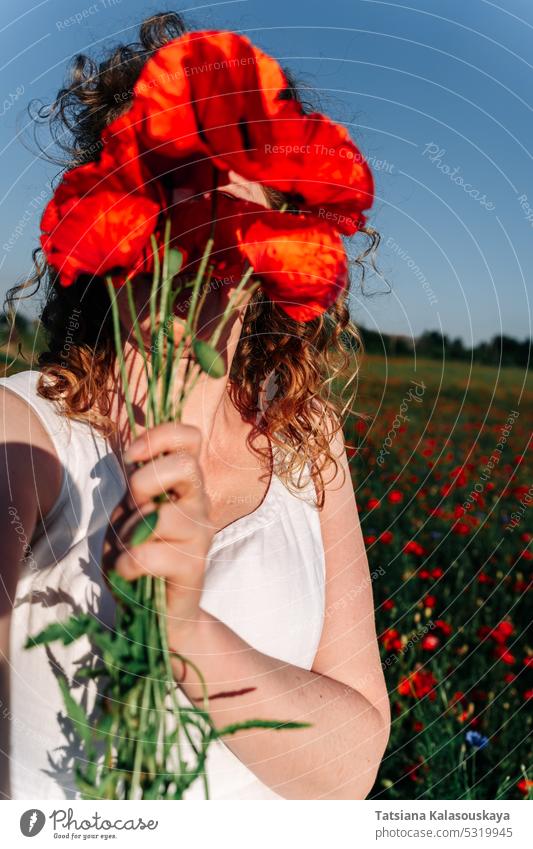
[118,421,390,800]
[0,388,62,799]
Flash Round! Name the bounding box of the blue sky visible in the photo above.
[1,0,532,345]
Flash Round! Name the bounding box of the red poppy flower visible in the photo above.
[388,490,403,504]
[378,530,394,544]
[491,621,514,644]
[40,144,163,286]
[125,30,373,233]
[398,669,437,701]
[421,634,440,651]
[517,779,533,795]
[240,210,348,321]
[434,619,453,637]
[477,572,493,584]
[423,594,437,609]
[383,599,395,610]
[367,498,381,510]
[450,691,465,706]
[403,540,426,556]
[494,646,516,665]
[381,628,402,652]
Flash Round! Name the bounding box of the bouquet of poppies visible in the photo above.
[27,30,374,799]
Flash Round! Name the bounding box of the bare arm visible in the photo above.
[116,422,389,799]
[0,387,62,798]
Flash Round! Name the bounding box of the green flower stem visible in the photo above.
[149,235,162,425]
[129,673,152,799]
[155,575,185,776]
[105,277,137,439]
[208,268,257,350]
[125,278,157,428]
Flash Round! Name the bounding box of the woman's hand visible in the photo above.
[104,422,215,642]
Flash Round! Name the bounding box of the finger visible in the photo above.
[128,453,204,507]
[115,541,205,583]
[124,422,202,464]
[129,454,204,506]
[151,498,213,542]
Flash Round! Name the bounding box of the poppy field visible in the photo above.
[346,354,532,799]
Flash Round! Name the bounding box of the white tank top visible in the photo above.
[1,370,325,800]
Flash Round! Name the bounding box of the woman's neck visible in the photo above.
[109,307,247,464]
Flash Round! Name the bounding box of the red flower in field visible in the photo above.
[434,619,453,637]
[403,540,426,556]
[450,691,465,706]
[364,534,377,545]
[419,569,432,580]
[524,689,533,700]
[450,465,468,486]
[494,646,516,665]
[421,634,440,651]
[453,521,470,536]
[388,489,403,504]
[383,598,395,611]
[381,628,402,652]
[504,672,516,683]
[521,532,532,543]
[423,594,437,609]
[431,567,443,578]
[523,657,533,668]
[366,497,381,510]
[398,669,437,701]
[477,572,493,584]
[412,721,424,732]
[378,530,394,544]
[491,621,514,644]
[517,779,533,795]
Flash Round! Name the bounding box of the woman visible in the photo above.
[0,12,389,800]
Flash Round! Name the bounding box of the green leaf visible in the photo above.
[57,676,95,752]
[129,509,159,546]
[25,614,94,649]
[192,339,226,379]
[215,719,311,739]
[167,248,183,280]
[107,570,138,603]
[94,712,115,740]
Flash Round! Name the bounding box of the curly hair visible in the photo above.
[6,11,378,507]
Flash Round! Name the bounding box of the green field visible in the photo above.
[348,354,532,799]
